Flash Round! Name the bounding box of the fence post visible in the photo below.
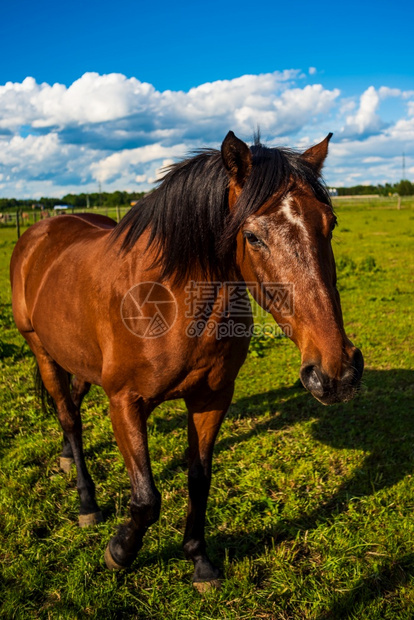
[16,209,21,239]
[116,205,120,223]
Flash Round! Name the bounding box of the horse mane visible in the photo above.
[111,141,331,284]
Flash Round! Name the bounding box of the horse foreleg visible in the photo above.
[183,382,234,591]
[104,393,160,570]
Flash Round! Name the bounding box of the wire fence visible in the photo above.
[0,206,133,238]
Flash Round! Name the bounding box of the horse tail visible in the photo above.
[34,361,71,416]
[34,362,56,415]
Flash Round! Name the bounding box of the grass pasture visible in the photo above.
[0,199,413,619]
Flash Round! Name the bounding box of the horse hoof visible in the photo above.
[78,511,103,527]
[104,543,127,570]
[59,456,75,473]
[193,579,221,593]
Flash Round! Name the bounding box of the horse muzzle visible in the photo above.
[300,348,364,405]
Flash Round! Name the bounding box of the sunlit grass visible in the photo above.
[1,200,413,618]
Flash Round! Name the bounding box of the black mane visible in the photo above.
[111,142,331,284]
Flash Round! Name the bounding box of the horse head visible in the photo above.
[222,131,363,405]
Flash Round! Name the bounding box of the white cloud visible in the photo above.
[340,86,385,138]
[0,134,85,181]
[0,73,157,131]
[378,86,402,99]
[339,99,356,115]
[0,70,305,138]
[90,143,186,184]
[0,70,413,196]
[325,125,414,186]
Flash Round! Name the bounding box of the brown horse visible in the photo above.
[10,131,363,590]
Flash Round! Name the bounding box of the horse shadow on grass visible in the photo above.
[155,368,414,537]
[139,368,414,608]
[217,367,414,530]
[227,367,414,536]
[31,366,412,613]
[316,552,414,619]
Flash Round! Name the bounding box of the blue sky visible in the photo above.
[0,0,413,197]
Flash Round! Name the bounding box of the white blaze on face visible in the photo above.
[279,193,309,241]
[275,192,320,281]
[276,193,336,311]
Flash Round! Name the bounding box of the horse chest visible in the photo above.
[161,329,251,399]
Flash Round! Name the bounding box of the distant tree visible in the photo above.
[336,185,378,196]
[62,193,88,207]
[395,180,414,196]
[377,183,395,196]
[40,197,64,209]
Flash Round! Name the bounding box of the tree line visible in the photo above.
[0,181,413,211]
[0,191,146,212]
[336,180,414,196]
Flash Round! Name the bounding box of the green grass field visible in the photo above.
[1,199,413,619]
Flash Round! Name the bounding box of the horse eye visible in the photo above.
[244,231,262,247]
[327,216,337,239]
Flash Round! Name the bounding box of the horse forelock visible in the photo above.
[110,143,331,285]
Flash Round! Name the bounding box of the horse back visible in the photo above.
[10,213,115,289]
[10,215,117,380]
[66,213,116,229]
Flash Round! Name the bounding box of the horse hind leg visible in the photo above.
[60,433,75,473]
[28,333,101,527]
[35,356,74,472]
[60,377,92,473]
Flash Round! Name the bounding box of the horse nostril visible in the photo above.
[342,348,364,386]
[300,364,324,396]
[352,348,364,380]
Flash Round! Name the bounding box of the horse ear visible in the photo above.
[221,131,252,187]
[301,133,333,174]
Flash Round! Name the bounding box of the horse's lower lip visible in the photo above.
[312,393,341,406]
[311,385,359,406]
